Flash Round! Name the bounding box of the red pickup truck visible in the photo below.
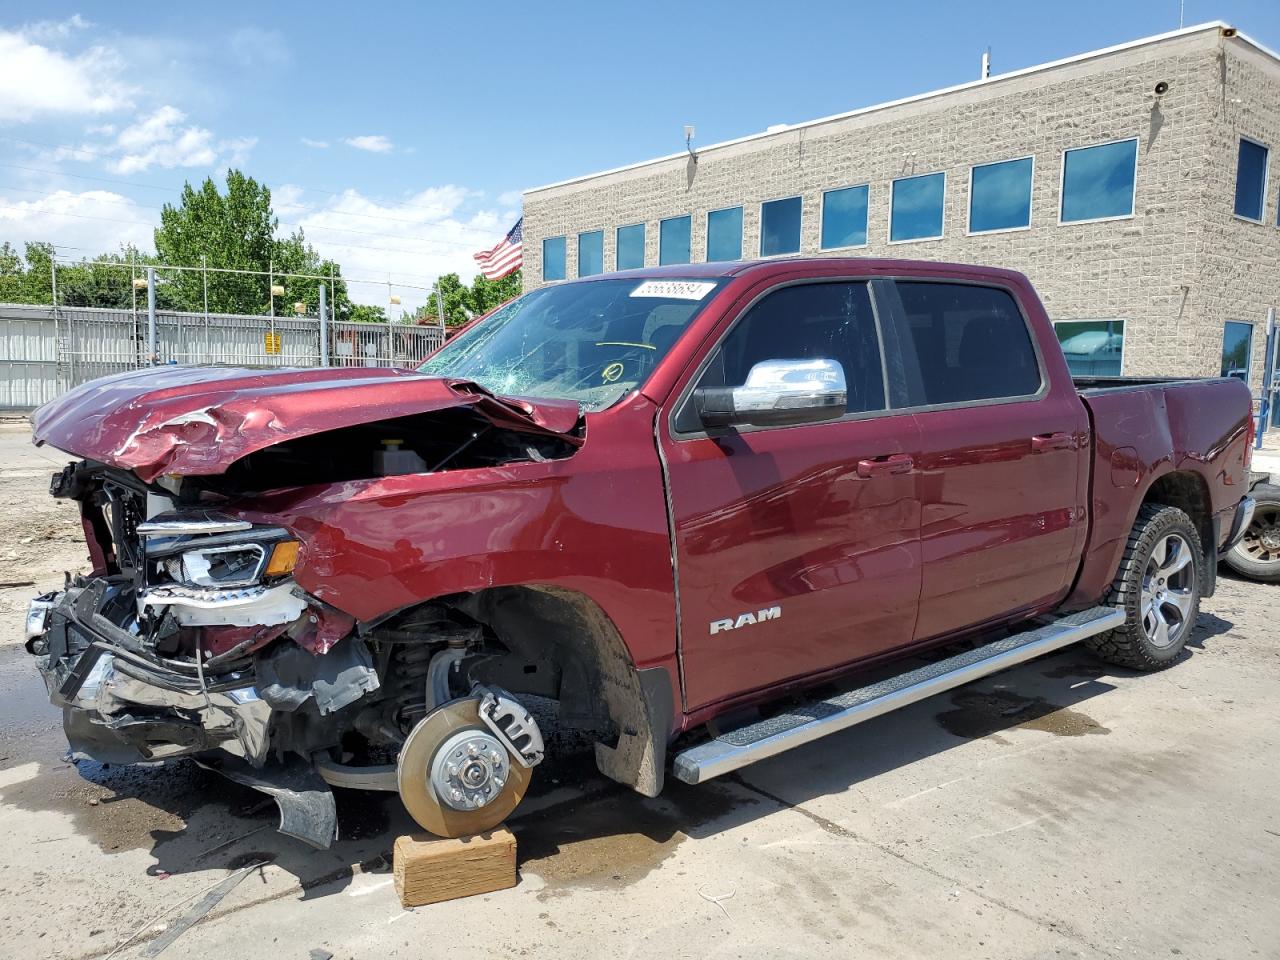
[26,259,1256,846]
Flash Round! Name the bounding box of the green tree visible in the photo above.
[56,246,153,309]
[471,270,522,316]
[348,303,387,323]
[419,269,522,327]
[154,170,275,313]
[153,169,354,317]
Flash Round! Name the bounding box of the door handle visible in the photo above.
[856,454,914,478]
[1031,432,1074,453]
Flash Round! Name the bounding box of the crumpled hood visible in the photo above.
[32,365,583,482]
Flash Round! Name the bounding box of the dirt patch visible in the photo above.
[935,688,1110,739]
[0,426,91,624]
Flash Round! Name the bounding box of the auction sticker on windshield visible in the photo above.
[629,280,717,300]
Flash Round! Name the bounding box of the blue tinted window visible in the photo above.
[969,157,1033,233]
[659,215,691,265]
[1060,139,1137,223]
[577,230,603,277]
[1234,138,1269,221]
[1221,321,1253,382]
[890,173,945,242]
[542,236,566,281]
[1055,320,1124,377]
[821,185,869,249]
[616,223,645,270]
[706,206,743,261]
[760,196,802,256]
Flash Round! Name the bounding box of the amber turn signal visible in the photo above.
[265,540,301,577]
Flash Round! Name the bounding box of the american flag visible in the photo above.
[472,218,523,280]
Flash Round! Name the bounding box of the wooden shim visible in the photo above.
[393,827,517,908]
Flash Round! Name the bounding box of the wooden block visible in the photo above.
[393,826,517,907]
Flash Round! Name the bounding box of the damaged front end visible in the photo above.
[27,370,581,847]
[26,461,376,848]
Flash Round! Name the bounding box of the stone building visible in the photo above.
[521,22,1280,423]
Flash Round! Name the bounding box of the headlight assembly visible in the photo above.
[142,518,300,590]
[165,543,268,588]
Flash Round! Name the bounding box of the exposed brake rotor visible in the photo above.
[396,697,532,837]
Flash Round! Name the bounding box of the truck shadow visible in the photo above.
[1,611,1236,903]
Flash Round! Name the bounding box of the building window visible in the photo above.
[1054,319,1125,376]
[1234,138,1269,222]
[1221,321,1254,383]
[890,172,945,242]
[760,196,802,256]
[1060,138,1138,223]
[969,157,1033,233]
[616,224,645,270]
[577,230,604,277]
[659,215,691,265]
[821,184,869,249]
[706,206,743,261]
[542,236,566,282]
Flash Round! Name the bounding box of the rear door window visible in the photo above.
[894,281,1042,405]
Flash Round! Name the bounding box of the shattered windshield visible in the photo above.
[418,278,727,409]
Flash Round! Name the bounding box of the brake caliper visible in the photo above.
[476,685,545,768]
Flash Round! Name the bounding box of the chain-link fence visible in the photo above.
[0,303,445,410]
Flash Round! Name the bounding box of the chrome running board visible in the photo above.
[671,605,1124,785]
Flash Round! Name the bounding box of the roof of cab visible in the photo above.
[566,257,1028,285]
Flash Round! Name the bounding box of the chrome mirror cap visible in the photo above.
[696,358,847,428]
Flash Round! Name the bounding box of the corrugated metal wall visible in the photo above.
[0,304,445,410]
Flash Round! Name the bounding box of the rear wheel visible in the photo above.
[1086,504,1202,671]
[1223,483,1280,584]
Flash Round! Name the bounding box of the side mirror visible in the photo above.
[694,358,847,428]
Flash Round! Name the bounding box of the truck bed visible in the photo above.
[1067,374,1253,607]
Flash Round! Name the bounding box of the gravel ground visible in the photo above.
[1,420,1278,960]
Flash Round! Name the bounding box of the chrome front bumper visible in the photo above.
[1222,496,1257,554]
[26,582,270,767]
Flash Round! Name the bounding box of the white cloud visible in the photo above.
[101,105,255,174]
[19,14,91,42]
[282,186,512,312]
[344,135,394,154]
[300,137,330,149]
[0,188,156,256]
[0,21,135,122]
[497,189,524,208]
[272,184,309,219]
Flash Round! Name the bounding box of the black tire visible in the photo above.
[1086,503,1203,671]
[1222,483,1280,584]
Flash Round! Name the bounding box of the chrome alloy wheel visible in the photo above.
[1238,503,1280,564]
[1140,533,1196,649]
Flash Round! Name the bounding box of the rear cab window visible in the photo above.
[893,281,1043,406]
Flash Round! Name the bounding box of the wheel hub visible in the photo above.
[1140,533,1195,649]
[429,729,510,811]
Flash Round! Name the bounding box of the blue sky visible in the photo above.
[1,0,1277,308]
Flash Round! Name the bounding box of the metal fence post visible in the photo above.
[319,282,329,367]
[202,254,210,364]
[1259,307,1276,446]
[147,267,157,365]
